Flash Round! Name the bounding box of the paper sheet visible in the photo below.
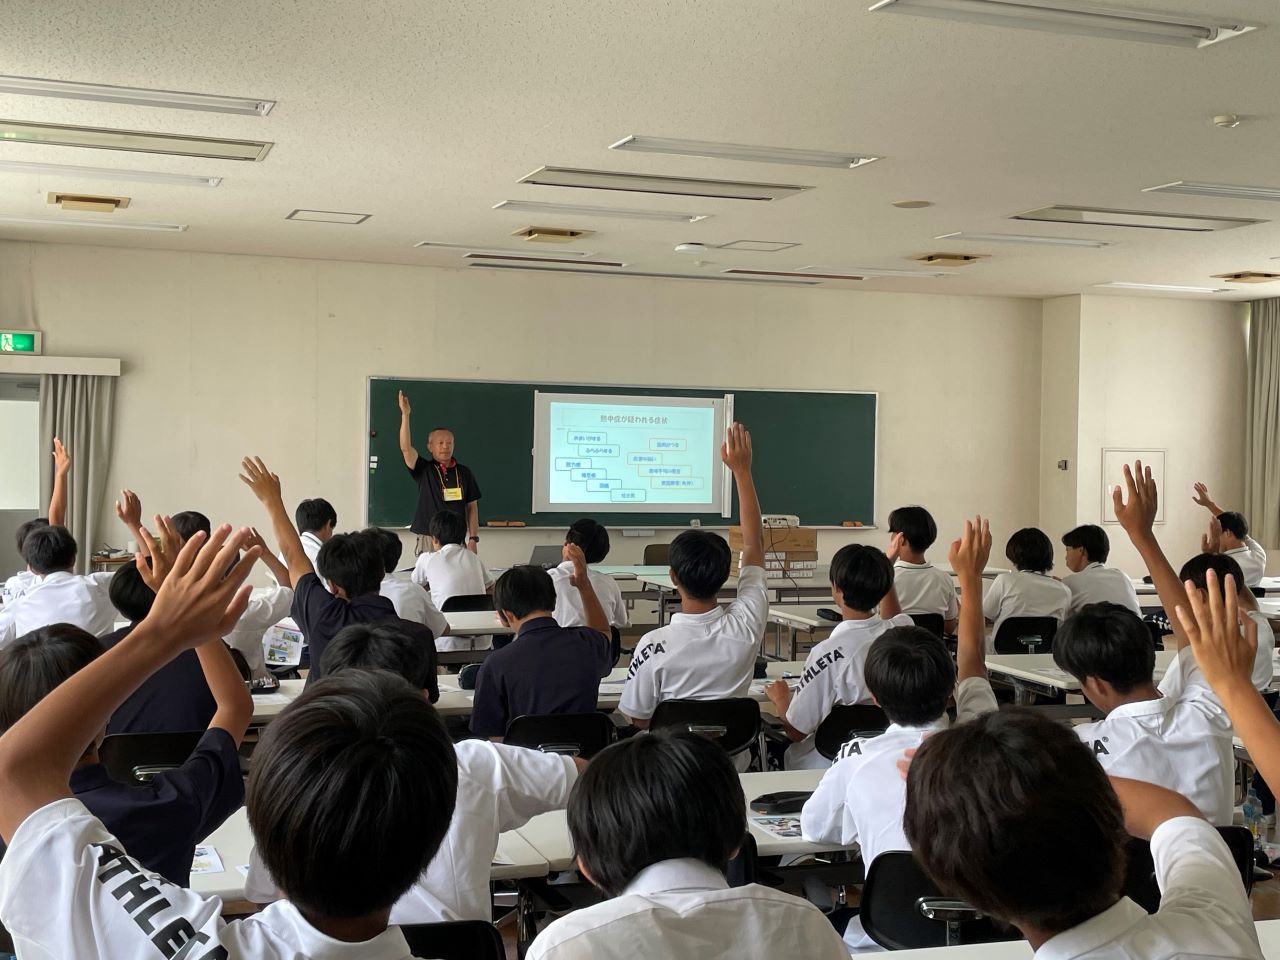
[252,693,292,707]
[751,816,804,839]
[191,845,225,875]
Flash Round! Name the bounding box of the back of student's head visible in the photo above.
[888,506,938,553]
[1061,524,1109,564]
[904,709,1124,934]
[295,498,338,535]
[493,565,556,619]
[1179,552,1247,593]
[569,730,745,897]
[865,626,955,725]
[247,670,457,918]
[171,510,212,542]
[321,622,433,690]
[668,530,731,602]
[0,624,103,732]
[364,526,403,576]
[1053,603,1153,692]
[428,510,467,547]
[830,544,894,612]
[566,518,610,564]
[316,532,384,598]
[14,517,48,555]
[1218,511,1250,540]
[21,524,77,576]
[109,562,156,624]
[1005,527,1053,573]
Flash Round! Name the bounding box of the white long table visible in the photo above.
[638,571,832,627]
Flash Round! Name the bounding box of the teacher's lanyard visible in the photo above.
[437,462,463,501]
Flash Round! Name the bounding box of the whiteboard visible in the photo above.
[1101,448,1165,525]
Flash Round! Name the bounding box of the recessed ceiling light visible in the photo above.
[892,199,933,209]
[285,209,371,224]
[1211,271,1280,283]
[0,119,271,161]
[471,262,820,285]
[1095,282,1229,294]
[0,212,186,232]
[1143,181,1280,202]
[609,135,879,169]
[493,199,708,223]
[47,191,129,213]
[1014,205,1261,232]
[0,159,221,187]
[935,231,1112,248]
[518,166,810,202]
[915,253,986,267]
[717,240,801,252]
[796,264,957,278]
[0,74,275,116]
[414,241,593,258]
[867,0,1258,48]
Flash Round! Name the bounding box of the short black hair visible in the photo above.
[493,565,557,619]
[829,544,894,612]
[1218,511,1249,540]
[295,498,337,535]
[865,626,956,725]
[567,519,611,564]
[569,730,745,897]
[364,526,403,576]
[1179,553,1247,593]
[428,510,467,547]
[1005,528,1053,574]
[171,511,212,542]
[669,530,731,602]
[1053,603,1154,693]
[0,624,103,732]
[888,506,938,553]
[315,532,384,598]
[1062,525,1109,564]
[109,561,155,623]
[247,670,457,918]
[21,525,77,576]
[321,622,434,690]
[14,517,48,554]
[904,709,1125,935]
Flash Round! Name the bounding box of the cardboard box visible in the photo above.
[730,526,817,552]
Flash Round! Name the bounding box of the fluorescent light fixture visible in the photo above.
[0,119,271,161]
[610,135,879,169]
[796,264,957,278]
[1095,282,1229,294]
[286,209,371,225]
[867,0,1258,48]
[0,158,220,187]
[493,199,708,222]
[414,241,593,258]
[471,262,819,285]
[518,167,809,201]
[0,213,186,232]
[1143,181,1280,202]
[465,253,626,267]
[0,75,274,116]
[1014,205,1261,232]
[718,240,800,252]
[724,268,863,281]
[935,230,1111,247]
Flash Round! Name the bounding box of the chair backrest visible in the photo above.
[99,731,204,784]
[725,832,758,887]
[503,712,616,759]
[1123,826,1253,913]
[991,617,1059,655]
[609,625,622,668]
[860,852,1015,949]
[649,698,761,756]
[440,593,494,613]
[814,704,890,761]
[1251,586,1268,599]
[642,543,670,566]
[402,920,505,960]
[909,613,945,639]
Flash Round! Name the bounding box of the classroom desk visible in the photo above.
[436,611,514,666]
[766,604,843,660]
[591,564,671,579]
[638,570,833,627]
[249,679,305,725]
[984,651,1178,704]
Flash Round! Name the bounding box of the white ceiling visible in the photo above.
[1,0,1279,300]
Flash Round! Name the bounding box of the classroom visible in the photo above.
[0,2,1279,959]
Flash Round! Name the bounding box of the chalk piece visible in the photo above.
[508,521,527,527]
[842,521,855,527]
[853,521,864,527]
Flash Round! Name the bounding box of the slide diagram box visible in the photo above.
[555,457,592,470]
[638,464,691,478]
[628,453,662,465]
[567,432,607,444]
[578,444,621,457]
[610,489,647,503]
[587,479,620,492]
[651,477,703,490]
[650,438,687,452]
[570,468,607,482]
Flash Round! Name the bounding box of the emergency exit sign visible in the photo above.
[0,331,40,354]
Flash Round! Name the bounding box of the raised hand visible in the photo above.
[398,390,411,416]
[52,438,71,477]
[948,516,992,580]
[720,422,753,473]
[1202,516,1223,555]
[115,489,143,530]
[143,524,260,646]
[135,514,181,592]
[564,542,590,588]
[1112,461,1158,540]
[239,456,283,506]
[1192,482,1213,509]
[886,531,906,564]
[1177,567,1257,696]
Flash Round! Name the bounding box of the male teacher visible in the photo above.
[398,390,482,553]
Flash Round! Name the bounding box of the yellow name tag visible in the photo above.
[443,486,463,502]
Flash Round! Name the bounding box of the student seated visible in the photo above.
[412,511,495,651]
[0,524,462,958]
[982,527,1071,649]
[284,497,337,571]
[1194,481,1267,587]
[904,711,1263,960]
[2,519,46,606]
[2,438,71,606]
[470,551,612,740]
[1175,555,1275,693]
[526,729,850,960]
[368,526,449,639]
[620,423,764,733]
[247,621,583,923]
[548,519,630,630]
[0,526,116,648]
[766,544,912,770]
[802,516,999,951]
[1061,524,1140,616]
[886,505,958,634]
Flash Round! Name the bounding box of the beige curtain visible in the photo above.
[38,374,117,574]
[1246,299,1280,549]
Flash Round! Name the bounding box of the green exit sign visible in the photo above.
[0,331,41,354]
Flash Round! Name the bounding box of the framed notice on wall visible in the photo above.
[1101,448,1166,525]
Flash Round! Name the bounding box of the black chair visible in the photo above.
[725,832,758,887]
[1252,586,1268,599]
[991,617,1058,655]
[908,613,945,639]
[441,594,495,613]
[859,852,1017,949]
[99,731,204,785]
[814,704,890,761]
[503,712,615,759]
[650,698,761,760]
[609,625,622,668]
[1122,826,1253,913]
[401,919,505,960]
[642,543,670,566]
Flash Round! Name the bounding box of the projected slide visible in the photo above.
[532,392,730,515]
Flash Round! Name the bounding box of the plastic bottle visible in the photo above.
[1244,787,1265,843]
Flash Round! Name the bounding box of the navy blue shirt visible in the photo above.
[101,625,217,735]
[469,617,611,738]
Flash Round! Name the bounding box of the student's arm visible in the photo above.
[879,534,905,620]
[239,456,313,585]
[1192,482,1226,518]
[764,681,807,742]
[1201,516,1223,555]
[47,438,71,528]
[466,501,480,554]
[247,526,292,588]
[722,422,763,569]
[565,543,610,637]
[1113,461,1190,650]
[949,516,992,683]
[1110,776,1203,841]
[398,390,419,471]
[114,488,145,546]
[0,525,258,842]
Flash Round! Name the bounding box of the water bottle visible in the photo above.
[1244,787,1265,843]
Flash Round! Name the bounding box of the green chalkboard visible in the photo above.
[366,378,876,528]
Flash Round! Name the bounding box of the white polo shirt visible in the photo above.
[379,575,449,639]
[1063,563,1141,617]
[1076,648,1234,825]
[982,570,1071,653]
[618,565,767,721]
[783,612,915,770]
[411,544,494,652]
[892,560,958,621]
[223,585,294,679]
[1226,537,1267,588]
[525,857,851,960]
[1033,816,1261,960]
[802,676,1000,951]
[0,796,418,960]
[275,530,325,577]
[0,570,116,649]
[547,561,630,629]
[2,568,37,605]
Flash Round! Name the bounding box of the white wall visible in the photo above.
[0,398,39,510]
[1039,296,1081,557]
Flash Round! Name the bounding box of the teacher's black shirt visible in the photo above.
[409,455,481,535]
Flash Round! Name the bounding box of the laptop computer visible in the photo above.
[529,545,564,569]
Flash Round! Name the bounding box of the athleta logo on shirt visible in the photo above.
[797,648,845,688]
[626,642,666,679]
[1092,738,1110,757]
[837,739,863,760]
